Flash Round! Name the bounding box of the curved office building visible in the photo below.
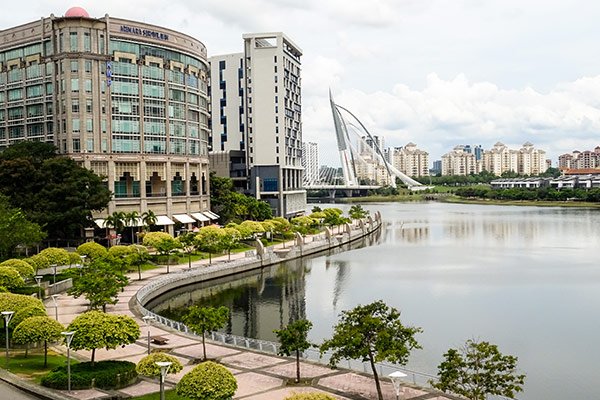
[0,7,213,234]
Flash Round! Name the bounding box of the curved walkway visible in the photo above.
[32,234,458,400]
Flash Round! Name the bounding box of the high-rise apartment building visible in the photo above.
[558,146,600,170]
[302,141,319,185]
[482,142,547,176]
[209,33,305,217]
[441,145,481,176]
[0,7,211,234]
[389,142,429,178]
[518,142,547,175]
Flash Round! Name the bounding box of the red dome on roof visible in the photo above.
[65,6,90,18]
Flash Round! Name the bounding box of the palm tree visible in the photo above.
[104,211,126,247]
[124,211,140,244]
[141,210,157,232]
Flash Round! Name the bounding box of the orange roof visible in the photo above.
[564,168,600,175]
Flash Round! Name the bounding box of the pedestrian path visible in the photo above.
[43,240,458,400]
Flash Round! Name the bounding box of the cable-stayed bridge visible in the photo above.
[305,91,426,192]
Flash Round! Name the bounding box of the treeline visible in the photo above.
[455,186,600,202]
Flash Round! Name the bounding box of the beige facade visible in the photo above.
[390,142,429,178]
[481,142,547,176]
[558,146,600,170]
[441,145,481,176]
[0,10,211,233]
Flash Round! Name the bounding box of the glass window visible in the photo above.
[71,78,79,92]
[46,83,53,94]
[72,119,80,132]
[71,60,78,72]
[72,99,79,113]
[8,69,22,83]
[8,89,22,101]
[26,104,43,118]
[86,138,94,152]
[86,119,93,132]
[86,99,92,113]
[84,79,92,93]
[112,137,140,153]
[73,138,81,153]
[83,32,91,52]
[70,32,78,52]
[142,83,164,98]
[85,60,92,73]
[144,137,166,154]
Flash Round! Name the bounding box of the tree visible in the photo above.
[108,245,134,276]
[77,241,108,260]
[10,305,47,329]
[0,195,45,260]
[349,205,369,220]
[432,339,526,400]
[39,247,70,266]
[136,353,183,377]
[177,232,198,269]
[12,316,64,366]
[209,173,273,223]
[319,300,422,400]
[140,210,157,231]
[220,227,241,261]
[183,306,229,360]
[67,311,140,365]
[142,232,181,273]
[285,394,336,400]
[176,361,237,400]
[195,226,225,264]
[68,258,128,311]
[104,211,126,246]
[0,143,111,240]
[124,211,140,243]
[274,319,313,383]
[128,244,150,281]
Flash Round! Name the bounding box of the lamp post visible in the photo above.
[1,311,14,367]
[51,264,57,285]
[79,255,86,277]
[142,315,155,354]
[388,371,408,400]
[51,294,59,321]
[61,331,76,392]
[35,275,43,299]
[155,361,172,400]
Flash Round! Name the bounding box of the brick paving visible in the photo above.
[36,235,457,400]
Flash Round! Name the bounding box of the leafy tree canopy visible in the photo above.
[13,315,64,367]
[10,305,47,328]
[210,173,273,223]
[320,300,422,400]
[68,258,128,311]
[67,311,140,364]
[77,242,108,260]
[0,259,35,280]
[0,142,111,239]
[0,292,43,313]
[274,319,313,383]
[176,361,237,400]
[432,339,526,400]
[0,195,45,260]
[0,266,25,289]
[183,306,229,360]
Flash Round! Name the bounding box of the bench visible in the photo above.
[151,336,169,345]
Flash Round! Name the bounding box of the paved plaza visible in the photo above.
[33,241,458,400]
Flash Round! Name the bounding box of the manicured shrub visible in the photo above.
[136,352,183,377]
[41,360,137,390]
[39,248,70,266]
[10,305,47,328]
[0,267,25,289]
[68,252,83,266]
[76,242,108,260]
[25,254,49,272]
[176,361,237,400]
[0,292,43,312]
[0,259,35,280]
[284,393,337,400]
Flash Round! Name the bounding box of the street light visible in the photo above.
[61,331,76,392]
[35,275,43,299]
[155,361,172,400]
[388,371,408,400]
[79,255,86,277]
[51,294,59,321]
[142,315,155,354]
[1,311,14,367]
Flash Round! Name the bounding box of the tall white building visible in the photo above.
[441,145,481,176]
[518,142,547,175]
[209,33,305,217]
[302,141,319,185]
[482,142,547,176]
[389,143,429,177]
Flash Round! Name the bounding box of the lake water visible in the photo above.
[150,202,600,400]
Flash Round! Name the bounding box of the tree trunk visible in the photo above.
[368,350,383,400]
[209,253,212,265]
[295,349,300,383]
[138,265,142,281]
[188,254,192,269]
[91,348,96,366]
[202,331,207,360]
[44,340,48,367]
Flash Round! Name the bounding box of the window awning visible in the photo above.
[173,214,195,224]
[191,212,210,222]
[155,215,175,226]
[203,210,220,220]
[94,219,107,228]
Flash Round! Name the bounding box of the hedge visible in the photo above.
[41,360,137,390]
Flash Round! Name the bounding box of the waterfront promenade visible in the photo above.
[3,227,458,400]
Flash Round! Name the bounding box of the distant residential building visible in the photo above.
[209,32,305,217]
[558,146,600,170]
[441,145,481,176]
[481,142,547,176]
[491,177,550,189]
[518,142,547,175]
[431,160,442,176]
[389,143,429,177]
[462,144,483,160]
[302,142,319,185]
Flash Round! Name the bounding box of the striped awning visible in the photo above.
[155,215,175,226]
[203,210,220,220]
[191,212,210,222]
[173,214,195,224]
[94,219,107,228]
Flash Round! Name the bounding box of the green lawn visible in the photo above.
[5,350,75,384]
[131,389,185,400]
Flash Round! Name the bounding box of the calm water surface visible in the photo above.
[151,203,600,400]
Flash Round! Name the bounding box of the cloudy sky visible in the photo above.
[3,1,600,166]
